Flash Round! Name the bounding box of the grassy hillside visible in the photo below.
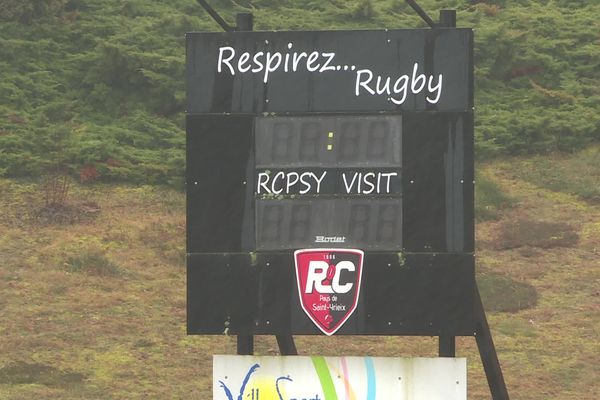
[1,2,598,398]
[1,0,599,185]
[1,149,599,399]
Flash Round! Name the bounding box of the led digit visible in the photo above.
[272,122,293,161]
[339,121,361,162]
[377,204,399,242]
[367,121,389,160]
[350,204,370,242]
[299,121,319,162]
[291,204,310,241]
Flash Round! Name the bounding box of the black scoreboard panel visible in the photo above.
[186,29,473,113]
[186,112,473,254]
[186,114,254,253]
[187,252,475,336]
[403,112,474,253]
[186,111,475,335]
[186,28,475,336]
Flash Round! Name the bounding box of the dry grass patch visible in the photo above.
[33,202,100,226]
[477,268,538,313]
[494,218,579,250]
[0,178,100,227]
[0,362,85,387]
[137,220,185,266]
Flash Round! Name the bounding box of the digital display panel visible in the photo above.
[256,198,402,250]
[255,116,401,167]
[255,115,402,250]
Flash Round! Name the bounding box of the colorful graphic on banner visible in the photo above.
[213,355,468,400]
[294,248,364,335]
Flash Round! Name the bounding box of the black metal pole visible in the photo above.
[236,13,253,31]
[437,7,457,360]
[196,0,234,32]
[231,11,254,356]
[243,9,294,355]
[276,335,298,356]
[475,286,510,399]
[405,0,437,28]
[439,336,456,357]
[439,9,457,28]
[237,334,254,355]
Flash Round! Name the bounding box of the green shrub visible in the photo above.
[351,0,376,20]
[0,0,67,23]
[0,0,599,185]
[63,243,122,276]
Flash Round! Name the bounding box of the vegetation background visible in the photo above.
[1,0,598,185]
[0,0,599,399]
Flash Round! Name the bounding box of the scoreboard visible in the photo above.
[187,28,475,336]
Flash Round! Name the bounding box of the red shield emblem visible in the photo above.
[294,248,364,336]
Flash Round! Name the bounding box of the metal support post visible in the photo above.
[237,335,254,355]
[236,13,253,31]
[439,336,456,357]
[232,11,259,357]
[439,9,457,28]
[475,286,510,400]
[276,335,298,356]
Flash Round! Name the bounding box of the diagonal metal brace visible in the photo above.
[196,0,234,32]
[475,286,510,400]
[405,0,437,28]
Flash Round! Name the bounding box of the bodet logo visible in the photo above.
[294,249,364,335]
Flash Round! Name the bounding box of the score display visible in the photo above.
[254,115,402,251]
[255,116,401,168]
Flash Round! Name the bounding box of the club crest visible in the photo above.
[294,248,364,335]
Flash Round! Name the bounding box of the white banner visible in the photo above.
[214,355,466,400]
